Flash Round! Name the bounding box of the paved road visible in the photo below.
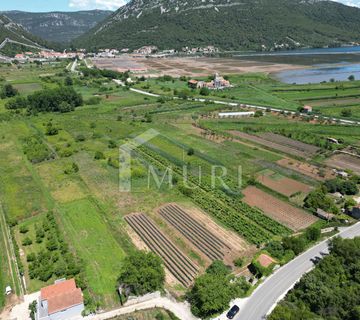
[229,222,360,320]
[121,87,360,125]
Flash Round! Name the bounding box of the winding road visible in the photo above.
[217,222,360,320]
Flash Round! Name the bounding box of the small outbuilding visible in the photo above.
[350,205,360,219]
[302,105,313,113]
[317,208,335,221]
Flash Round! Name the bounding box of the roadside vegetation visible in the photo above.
[269,237,360,320]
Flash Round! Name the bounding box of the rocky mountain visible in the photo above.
[0,14,50,53]
[75,0,360,51]
[4,10,112,43]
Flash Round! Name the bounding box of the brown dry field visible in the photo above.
[326,153,360,175]
[229,131,316,159]
[158,203,256,266]
[277,158,336,181]
[243,186,318,231]
[256,172,312,197]
[92,55,303,77]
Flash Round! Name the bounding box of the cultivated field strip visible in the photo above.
[243,187,318,231]
[159,204,230,261]
[125,213,198,287]
[229,131,318,159]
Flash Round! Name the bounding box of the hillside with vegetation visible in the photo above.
[0,14,51,55]
[4,10,112,43]
[76,0,360,51]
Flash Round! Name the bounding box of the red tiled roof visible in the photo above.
[41,279,83,315]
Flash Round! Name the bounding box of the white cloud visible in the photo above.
[68,0,128,10]
[333,0,360,7]
[68,0,360,11]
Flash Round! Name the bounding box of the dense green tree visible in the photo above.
[27,87,83,113]
[283,236,306,255]
[200,87,210,96]
[5,96,27,110]
[0,84,18,99]
[305,227,321,242]
[118,251,165,296]
[64,76,73,86]
[188,261,246,318]
[304,188,338,213]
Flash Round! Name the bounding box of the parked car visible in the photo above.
[227,305,240,319]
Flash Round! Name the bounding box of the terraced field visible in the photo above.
[125,213,199,287]
[159,204,231,261]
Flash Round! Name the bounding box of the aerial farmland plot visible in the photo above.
[125,213,199,287]
[243,186,318,231]
[158,203,254,265]
[256,169,312,197]
[228,131,319,159]
[326,153,360,175]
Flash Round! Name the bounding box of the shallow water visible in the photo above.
[234,46,360,84]
[274,63,360,84]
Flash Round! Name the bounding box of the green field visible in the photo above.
[133,72,360,120]
[59,198,126,307]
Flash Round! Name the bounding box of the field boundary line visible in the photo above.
[0,202,24,297]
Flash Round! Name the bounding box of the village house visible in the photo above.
[188,73,232,90]
[302,105,313,113]
[37,279,84,320]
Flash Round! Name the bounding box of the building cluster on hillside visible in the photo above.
[188,73,232,90]
[182,46,219,54]
[14,50,84,62]
[133,46,158,55]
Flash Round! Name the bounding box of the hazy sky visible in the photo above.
[0,0,359,12]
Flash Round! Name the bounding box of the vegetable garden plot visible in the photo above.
[125,213,199,287]
[159,204,231,261]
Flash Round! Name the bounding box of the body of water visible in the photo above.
[235,46,360,84]
[274,63,360,84]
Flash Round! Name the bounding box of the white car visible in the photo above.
[5,286,12,295]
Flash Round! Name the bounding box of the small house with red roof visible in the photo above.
[302,105,313,113]
[37,279,84,320]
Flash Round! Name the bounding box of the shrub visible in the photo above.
[94,151,105,160]
[19,225,29,234]
[22,237,33,246]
